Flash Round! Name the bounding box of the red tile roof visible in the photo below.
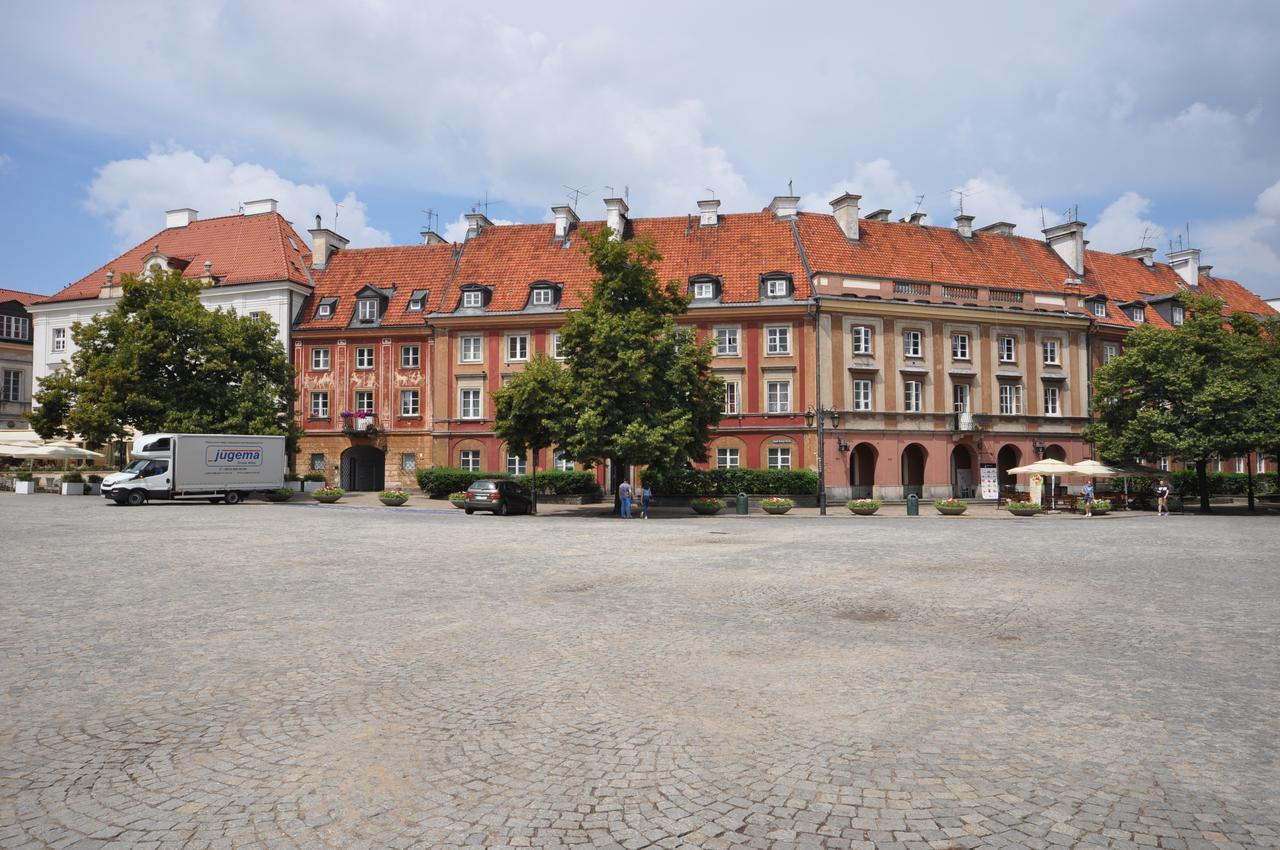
[1197,274,1277,317]
[295,243,458,330]
[36,212,313,304]
[0,287,41,306]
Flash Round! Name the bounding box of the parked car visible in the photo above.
[464,479,532,516]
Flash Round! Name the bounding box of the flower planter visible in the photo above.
[936,506,967,516]
[761,504,792,515]
[15,481,36,495]
[302,480,326,493]
[61,483,86,496]
[86,482,102,496]
[846,500,881,516]
[265,489,294,502]
[285,480,304,492]
[934,500,968,516]
[379,496,408,507]
[1008,506,1040,517]
[313,494,342,504]
[690,499,725,515]
[448,493,468,510]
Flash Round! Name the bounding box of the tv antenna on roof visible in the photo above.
[912,194,926,214]
[604,185,615,198]
[951,187,972,216]
[334,202,343,231]
[704,187,715,199]
[624,185,629,203]
[788,179,794,195]
[563,185,589,210]
[421,208,440,234]
[1139,226,1152,249]
[475,190,502,217]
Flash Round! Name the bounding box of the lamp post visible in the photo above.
[807,406,841,516]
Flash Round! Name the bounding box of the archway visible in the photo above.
[1043,444,1067,504]
[341,444,385,492]
[1045,443,1067,461]
[951,445,975,498]
[997,444,1021,494]
[901,443,926,498]
[851,442,877,498]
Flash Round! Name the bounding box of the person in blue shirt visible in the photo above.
[618,480,632,518]
[1081,481,1095,517]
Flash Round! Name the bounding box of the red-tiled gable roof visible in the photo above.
[36,212,313,304]
[1075,250,1188,329]
[1198,275,1278,317]
[296,243,457,330]
[0,287,40,306]
[795,214,1073,292]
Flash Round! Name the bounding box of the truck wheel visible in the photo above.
[126,490,147,507]
[224,491,243,505]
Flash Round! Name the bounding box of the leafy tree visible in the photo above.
[29,269,297,448]
[491,353,571,511]
[1084,293,1279,512]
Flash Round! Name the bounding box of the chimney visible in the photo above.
[308,219,349,270]
[1118,247,1156,267]
[697,198,721,227]
[902,212,927,226]
[954,214,975,239]
[1043,220,1087,276]
[165,208,198,228]
[1198,265,1213,278]
[420,230,446,245]
[464,211,493,240]
[604,197,629,240]
[830,193,861,240]
[767,195,799,220]
[203,260,213,278]
[1167,247,1202,287]
[552,204,580,240]
[976,221,1016,236]
[242,198,278,216]
[864,209,892,222]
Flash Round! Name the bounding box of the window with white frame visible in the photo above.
[52,327,66,352]
[318,303,333,317]
[851,325,872,355]
[1158,456,1170,471]
[460,388,482,419]
[506,334,529,361]
[531,287,554,306]
[1,369,21,402]
[401,453,417,472]
[953,383,970,413]
[1042,339,1060,365]
[765,278,789,298]
[506,452,527,475]
[903,330,922,358]
[309,453,325,471]
[355,391,374,413]
[1128,305,1145,323]
[1043,385,1060,416]
[999,383,1023,415]
[1,315,30,340]
[311,347,330,370]
[853,379,872,412]
[1235,456,1245,473]
[310,391,329,417]
[722,380,740,415]
[903,380,922,413]
[1258,454,1267,474]
[716,447,740,469]
[355,346,374,369]
[357,299,377,322]
[460,335,482,363]
[1171,304,1185,325]
[693,280,715,299]
[553,450,574,471]
[765,325,791,355]
[766,379,791,413]
[460,449,480,472]
[551,332,564,359]
[951,333,969,360]
[462,290,483,308]
[715,327,739,357]
[400,389,420,416]
[408,296,423,312]
[1103,343,1118,364]
[1092,301,1107,318]
[401,345,420,368]
[998,335,1016,363]
[767,446,792,469]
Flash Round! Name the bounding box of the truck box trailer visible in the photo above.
[101,433,286,505]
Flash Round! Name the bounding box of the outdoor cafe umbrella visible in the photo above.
[1070,459,1121,477]
[1005,458,1081,511]
[0,441,103,472]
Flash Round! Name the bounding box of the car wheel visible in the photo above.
[224,491,243,505]
[464,508,474,515]
[125,490,146,507]
[498,503,509,516]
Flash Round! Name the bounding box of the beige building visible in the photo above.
[0,288,38,434]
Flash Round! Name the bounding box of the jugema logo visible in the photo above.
[207,446,263,466]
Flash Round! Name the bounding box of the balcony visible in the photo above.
[990,288,1025,304]
[941,284,978,301]
[341,412,379,437]
[893,281,931,298]
[953,412,981,431]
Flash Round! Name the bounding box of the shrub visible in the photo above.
[87,474,102,483]
[62,471,84,483]
[1093,499,1111,511]
[1169,469,1276,497]
[266,488,294,502]
[302,472,327,482]
[286,472,302,482]
[645,467,818,497]
[513,469,597,495]
[16,471,32,481]
[1008,502,1041,511]
[416,467,510,498]
[447,491,467,502]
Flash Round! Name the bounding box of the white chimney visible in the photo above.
[552,204,580,240]
[1118,247,1156,267]
[308,217,349,270]
[203,260,213,278]
[165,208,198,228]
[830,193,861,240]
[903,212,927,226]
[1167,247,1202,287]
[1198,265,1213,278]
[1043,221,1087,275]
[604,197,629,240]
[864,209,892,222]
[976,221,1016,236]
[420,230,446,245]
[954,214,975,239]
[242,198,278,216]
[698,198,721,227]
[768,195,799,220]
[465,212,493,240]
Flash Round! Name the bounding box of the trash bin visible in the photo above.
[906,493,919,516]
[736,492,749,515]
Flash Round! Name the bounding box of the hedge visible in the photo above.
[1169,470,1276,497]
[416,467,510,497]
[513,469,598,495]
[416,467,599,497]
[644,467,819,496]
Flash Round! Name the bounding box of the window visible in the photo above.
[999,384,1023,415]
[52,327,66,352]
[248,310,264,320]
[318,303,333,317]
[765,326,791,355]
[507,334,529,361]
[723,380,740,415]
[400,389,420,417]
[951,333,969,360]
[716,447,740,469]
[1171,305,1185,326]
[1103,343,1118,364]
[460,388,482,419]
[1,369,20,402]
[851,325,872,355]
[693,280,715,299]
[357,299,377,322]
[853,379,872,412]
[551,333,564,359]
[310,391,329,418]
[766,380,791,413]
[953,383,970,413]
[715,327,739,357]
[1092,301,1107,318]
[1,315,29,340]
[355,391,374,413]
[401,453,417,472]
[309,453,325,471]
[1158,456,1170,471]
[554,450,574,472]
[1258,454,1267,474]
[999,336,1016,363]
[903,380,922,413]
[765,278,789,298]
[408,297,423,311]
[1044,385,1060,416]
[507,452,527,475]
[460,335,482,363]
[531,287,553,306]
[903,330,922,358]
[355,346,374,369]
[460,450,480,472]
[462,290,483,308]
[767,446,792,469]
[401,345,420,368]
[1128,305,1145,323]
[1042,339,1060,366]
[311,347,330,370]
[1235,457,1245,474]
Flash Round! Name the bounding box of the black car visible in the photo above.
[463,479,532,515]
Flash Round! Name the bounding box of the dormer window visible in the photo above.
[532,288,553,306]
[318,304,332,317]
[1171,304,1184,325]
[1128,305,1145,323]
[1092,301,1107,318]
[357,299,377,322]
[462,290,483,308]
[761,273,794,299]
[690,276,720,300]
[407,290,426,312]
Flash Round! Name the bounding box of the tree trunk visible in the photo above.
[1196,459,1211,513]
[1247,453,1255,512]
[610,458,624,516]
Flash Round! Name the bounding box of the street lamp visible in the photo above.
[807,406,842,516]
[1032,439,1046,458]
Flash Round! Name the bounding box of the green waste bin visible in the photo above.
[906,493,919,516]
[736,492,749,515]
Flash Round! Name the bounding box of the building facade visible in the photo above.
[0,288,38,433]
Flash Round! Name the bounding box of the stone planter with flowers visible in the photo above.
[761,496,794,515]
[846,498,881,516]
[934,498,968,516]
[379,489,409,506]
[313,487,344,504]
[690,496,725,516]
[61,471,86,496]
[448,491,468,509]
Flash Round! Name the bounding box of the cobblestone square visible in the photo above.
[1,495,1277,849]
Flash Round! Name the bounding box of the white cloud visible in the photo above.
[800,159,923,220]
[1166,101,1240,134]
[441,212,518,244]
[1088,192,1165,253]
[84,147,391,249]
[951,171,1062,236]
[1197,178,1280,298]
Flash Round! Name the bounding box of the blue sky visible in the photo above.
[3,1,1279,298]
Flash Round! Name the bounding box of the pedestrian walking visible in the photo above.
[641,483,652,519]
[1155,479,1170,516]
[1081,481,1095,517]
[618,479,632,518]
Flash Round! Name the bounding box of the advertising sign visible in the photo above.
[206,446,264,467]
[979,463,999,500]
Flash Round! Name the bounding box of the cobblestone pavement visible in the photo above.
[1,494,1277,850]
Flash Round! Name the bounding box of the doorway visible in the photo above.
[901,443,926,498]
[851,443,877,498]
[341,444,385,491]
[997,445,1021,494]
[951,445,974,498]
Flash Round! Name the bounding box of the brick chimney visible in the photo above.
[768,195,799,220]
[552,204,580,240]
[954,214,975,239]
[604,198,629,240]
[1043,221,1087,275]
[830,193,861,240]
[698,198,721,227]
[1167,247,1202,287]
[308,214,349,270]
[165,208,198,228]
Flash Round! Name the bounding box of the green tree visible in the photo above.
[491,353,571,511]
[1084,292,1277,512]
[29,269,298,448]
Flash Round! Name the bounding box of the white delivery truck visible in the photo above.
[101,433,286,506]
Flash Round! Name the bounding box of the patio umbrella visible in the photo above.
[0,442,103,473]
[1005,458,1082,511]
[1070,459,1121,477]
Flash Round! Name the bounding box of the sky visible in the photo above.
[2,1,1279,299]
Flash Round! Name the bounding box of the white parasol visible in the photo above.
[1005,458,1082,511]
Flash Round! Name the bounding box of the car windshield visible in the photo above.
[123,459,150,473]
[470,481,498,491]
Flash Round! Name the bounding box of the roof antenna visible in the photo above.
[563,185,589,211]
[913,194,925,214]
[334,202,343,231]
[604,185,615,198]
[704,187,715,199]
[1185,221,1191,249]
[951,187,971,215]
[475,190,502,217]
[788,179,794,196]
[1040,206,1047,231]
[624,185,630,204]
[421,209,439,234]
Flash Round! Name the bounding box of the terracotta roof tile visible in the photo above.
[295,243,458,330]
[1197,274,1278,317]
[0,287,41,306]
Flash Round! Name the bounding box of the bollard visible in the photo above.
[906,493,919,516]
[736,492,749,515]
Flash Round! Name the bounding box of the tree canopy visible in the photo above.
[29,269,297,447]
